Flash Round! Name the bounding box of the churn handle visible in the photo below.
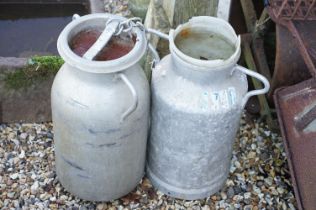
[235,65,270,108]
[145,28,169,69]
[72,14,80,21]
[148,43,160,69]
[118,73,138,122]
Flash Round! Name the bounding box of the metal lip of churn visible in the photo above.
[147,16,269,200]
[169,16,241,73]
[52,13,150,201]
[57,13,147,73]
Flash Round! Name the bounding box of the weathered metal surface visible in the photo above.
[52,14,150,201]
[269,24,310,98]
[148,16,269,200]
[267,0,316,73]
[269,2,316,208]
[268,0,316,21]
[288,21,316,77]
[274,78,316,210]
[268,0,316,96]
[290,20,316,75]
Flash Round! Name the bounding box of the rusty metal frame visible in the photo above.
[268,0,316,76]
[269,0,316,21]
[268,1,316,209]
[274,79,316,210]
[287,21,316,75]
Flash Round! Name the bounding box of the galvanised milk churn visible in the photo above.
[147,16,270,200]
[51,13,150,201]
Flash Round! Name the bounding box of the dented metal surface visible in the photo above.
[51,14,150,201]
[274,79,316,210]
[148,16,269,200]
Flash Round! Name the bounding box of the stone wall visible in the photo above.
[0,57,53,123]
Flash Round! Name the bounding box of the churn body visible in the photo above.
[51,14,150,201]
[147,17,269,200]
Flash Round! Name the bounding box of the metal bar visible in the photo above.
[276,0,288,19]
[274,86,304,210]
[288,21,316,76]
[83,21,119,60]
[304,0,316,19]
[216,0,232,21]
[295,105,316,131]
[291,0,302,19]
[146,28,169,40]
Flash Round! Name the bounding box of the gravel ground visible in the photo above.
[103,0,132,17]
[0,116,297,209]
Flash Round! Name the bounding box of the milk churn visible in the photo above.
[51,13,151,201]
[147,16,270,200]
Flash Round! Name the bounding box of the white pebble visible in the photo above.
[288,203,296,210]
[264,177,273,186]
[20,133,28,139]
[19,150,25,159]
[7,192,15,198]
[220,192,227,200]
[244,192,251,199]
[277,187,285,194]
[50,197,56,202]
[31,181,39,195]
[235,161,241,168]
[10,173,19,180]
[201,206,210,210]
[60,195,68,201]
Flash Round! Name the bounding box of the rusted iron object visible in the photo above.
[274,78,316,210]
[290,20,316,75]
[268,24,310,99]
[267,0,316,95]
[269,0,316,21]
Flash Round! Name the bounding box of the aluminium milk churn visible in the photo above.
[51,13,150,201]
[147,16,270,200]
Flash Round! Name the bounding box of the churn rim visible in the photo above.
[169,16,241,71]
[57,13,147,73]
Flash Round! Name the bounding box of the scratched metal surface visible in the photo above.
[274,78,316,210]
[52,62,150,201]
[147,16,265,200]
[51,13,150,201]
[148,52,248,200]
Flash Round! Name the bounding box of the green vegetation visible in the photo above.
[5,56,64,89]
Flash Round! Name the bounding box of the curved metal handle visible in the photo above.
[148,43,160,69]
[118,73,138,122]
[146,28,169,40]
[72,14,80,21]
[146,28,169,70]
[234,65,270,108]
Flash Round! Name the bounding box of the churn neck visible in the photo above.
[168,16,241,83]
[57,13,147,74]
